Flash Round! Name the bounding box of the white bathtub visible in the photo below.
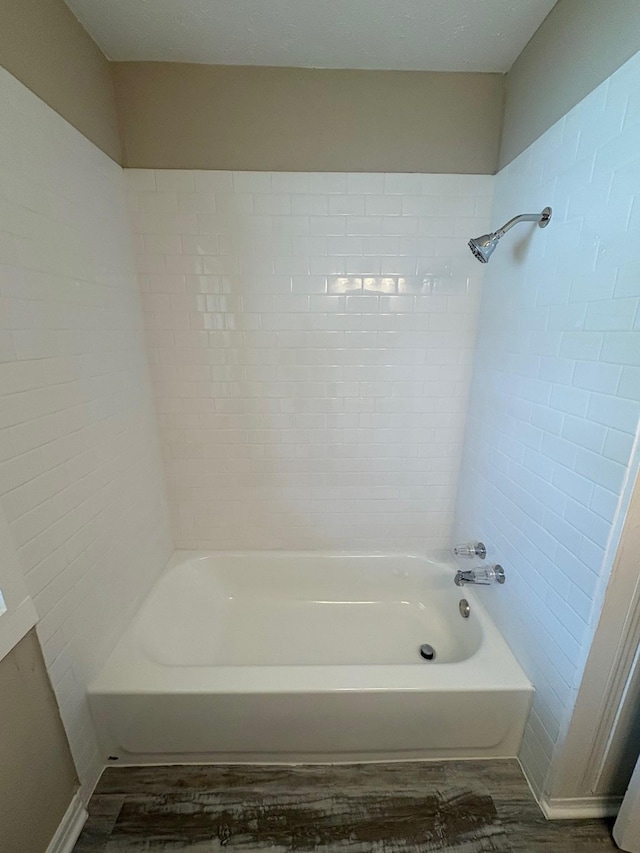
[89,552,533,763]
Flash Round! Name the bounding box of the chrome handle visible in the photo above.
[453,541,486,560]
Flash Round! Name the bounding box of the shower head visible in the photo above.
[468,206,552,263]
[468,232,500,263]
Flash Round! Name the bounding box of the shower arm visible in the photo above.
[495,209,552,238]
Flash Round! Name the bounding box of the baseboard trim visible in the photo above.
[46,792,88,853]
[539,794,622,820]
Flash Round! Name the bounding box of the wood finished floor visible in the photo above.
[73,761,620,852]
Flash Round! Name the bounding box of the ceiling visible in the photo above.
[65,0,558,73]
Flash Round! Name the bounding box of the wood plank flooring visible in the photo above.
[73,761,620,852]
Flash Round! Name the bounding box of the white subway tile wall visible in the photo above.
[128,170,493,551]
[455,51,640,796]
[0,69,172,793]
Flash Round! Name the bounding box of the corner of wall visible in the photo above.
[0,0,123,164]
[499,0,640,170]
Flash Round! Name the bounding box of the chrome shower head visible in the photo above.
[468,206,552,263]
[468,232,500,264]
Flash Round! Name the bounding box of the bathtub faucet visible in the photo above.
[454,565,505,586]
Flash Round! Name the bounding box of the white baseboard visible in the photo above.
[46,792,88,853]
[539,794,622,820]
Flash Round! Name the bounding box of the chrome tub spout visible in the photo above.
[454,565,505,587]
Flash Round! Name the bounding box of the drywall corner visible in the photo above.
[499,0,640,168]
[0,0,122,162]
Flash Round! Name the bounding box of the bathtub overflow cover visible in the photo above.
[459,599,471,618]
[419,643,436,661]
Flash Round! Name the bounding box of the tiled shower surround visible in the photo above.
[129,170,493,551]
[455,50,640,798]
[0,68,172,793]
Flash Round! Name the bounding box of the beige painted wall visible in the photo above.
[0,630,78,853]
[0,0,121,162]
[500,0,640,168]
[112,63,504,173]
[3,1,640,173]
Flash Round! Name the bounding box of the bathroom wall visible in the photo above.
[0,0,121,162]
[0,67,172,793]
[500,0,640,168]
[455,49,640,796]
[0,630,78,853]
[113,64,503,174]
[129,169,493,551]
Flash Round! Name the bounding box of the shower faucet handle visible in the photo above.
[453,541,487,560]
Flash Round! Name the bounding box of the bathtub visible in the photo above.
[89,552,533,763]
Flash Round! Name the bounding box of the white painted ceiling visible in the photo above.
[65,0,558,72]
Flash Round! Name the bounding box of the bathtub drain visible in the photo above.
[419,643,436,661]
